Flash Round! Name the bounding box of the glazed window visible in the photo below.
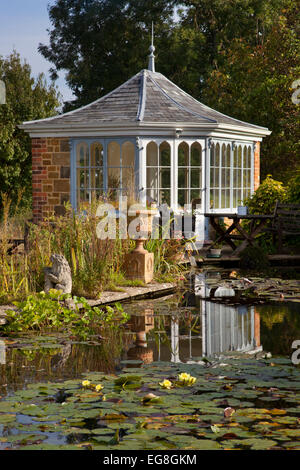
[76,142,104,206]
[146,141,171,206]
[210,142,253,211]
[178,141,202,208]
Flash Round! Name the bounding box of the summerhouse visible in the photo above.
[20,43,271,242]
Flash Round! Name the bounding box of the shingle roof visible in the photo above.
[21,69,268,132]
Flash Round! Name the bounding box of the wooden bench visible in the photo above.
[269,201,300,251]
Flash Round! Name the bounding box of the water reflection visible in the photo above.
[124,275,263,364]
[0,331,131,396]
[0,340,5,365]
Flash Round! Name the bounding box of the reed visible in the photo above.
[0,194,185,304]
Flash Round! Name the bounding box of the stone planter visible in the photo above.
[124,208,156,283]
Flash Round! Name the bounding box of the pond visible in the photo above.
[0,270,300,450]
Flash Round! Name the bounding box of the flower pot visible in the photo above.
[207,248,222,258]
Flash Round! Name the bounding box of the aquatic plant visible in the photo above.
[1,358,300,450]
[1,289,129,340]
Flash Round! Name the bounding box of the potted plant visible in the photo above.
[207,241,223,258]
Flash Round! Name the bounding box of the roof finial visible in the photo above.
[148,22,155,72]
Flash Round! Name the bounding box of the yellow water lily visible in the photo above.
[159,379,172,389]
[82,380,91,387]
[178,372,197,386]
[95,384,104,392]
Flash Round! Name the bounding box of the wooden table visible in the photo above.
[205,213,275,256]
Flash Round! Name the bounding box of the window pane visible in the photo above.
[226,169,230,187]
[178,142,189,166]
[91,143,103,167]
[108,167,120,188]
[210,190,214,209]
[247,147,252,168]
[147,141,158,166]
[178,168,188,188]
[233,189,238,208]
[214,168,219,188]
[123,167,134,190]
[238,146,242,167]
[122,141,135,167]
[221,189,226,208]
[159,189,170,205]
[160,142,171,166]
[221,188,231,209]
[237,169,242,188]
[226,145,231,166]
[243,147,247,168]
[78,190,89,205]
[107,141,120,167]
[233,169,237,187]
[234,148,238,167]
[160,169,170,188]
[214,189,220,208]
[178,189,188,207]
[191,142,201,166]
[222,168,226,187]
[191,189,201,202]
[222,144,226,167]
[91,168,103,189]
[147,167,158,189]
[247,169,251,188]
[243,168,248,189]
[226,189,230,208]
[77,169,89,189]
[210,144,215,166]
[146,188,158,204]
[215,144,220,166]
[210,168,214,187]
[191,168,201,188]
[77,143,89,167]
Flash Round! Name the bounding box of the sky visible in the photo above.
[0,0,74,103]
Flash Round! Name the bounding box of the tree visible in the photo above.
[40,0,299,182]
[201,0,300,182]
[39,0,176,110]
[0,51,61,211]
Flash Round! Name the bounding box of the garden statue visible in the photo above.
[44,254,72,294]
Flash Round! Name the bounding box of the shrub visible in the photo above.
[244,175,287,215]
[239,244,270,271]
[286,171,300,203]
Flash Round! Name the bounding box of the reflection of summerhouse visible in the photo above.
[20,42,271,241]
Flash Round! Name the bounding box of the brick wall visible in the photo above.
[254,141,260,191]
[32,137,70,223]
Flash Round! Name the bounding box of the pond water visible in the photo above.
[1,271,299,396]
[0,270,300,450]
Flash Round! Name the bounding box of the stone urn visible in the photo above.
[124,208,156,283]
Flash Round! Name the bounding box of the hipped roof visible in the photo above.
[20,69,270,137]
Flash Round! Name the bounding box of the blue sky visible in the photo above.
[0,0,74,102]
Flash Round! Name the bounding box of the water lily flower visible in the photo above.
[159,379,172,389]
[82,380,91,387]
[178,372,197,386]
[95,384,104,392]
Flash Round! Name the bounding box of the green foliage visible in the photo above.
[244,175,287,215]
[27,201,134,298]
[286,170,300,203]
[202,0,300,182]
[0,51,61,211]
[239,244,270,271]
[2,289,129,340]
